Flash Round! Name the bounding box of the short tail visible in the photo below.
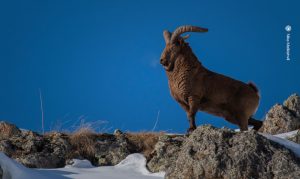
[248,82,259,94]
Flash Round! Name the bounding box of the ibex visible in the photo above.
[160,25,262,133]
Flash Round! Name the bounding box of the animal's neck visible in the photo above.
[166,52,203,79]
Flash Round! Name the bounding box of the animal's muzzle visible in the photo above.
[160,58,168,66]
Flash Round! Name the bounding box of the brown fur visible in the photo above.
[160,30,262,133]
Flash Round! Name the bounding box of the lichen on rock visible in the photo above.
[260,94,300,134]
[165,125,300,179]
[147,134,185,173]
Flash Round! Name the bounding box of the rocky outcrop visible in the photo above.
[284,94,300,118]
[260,94,300,134]
[0,122,140,168]
[0,121,21,140]
[147,135,185,173]
[166,125,300,179]
[10,131,71,168]
[67,129,132,166]
[1,91,300,178]
[94,133,131,166]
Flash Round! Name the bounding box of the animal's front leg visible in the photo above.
[177,100,195,134]
[187,112,196,134]
[186,97,199,134]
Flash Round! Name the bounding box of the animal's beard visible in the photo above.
[164,61,175,71]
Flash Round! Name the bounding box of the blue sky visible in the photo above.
[0,0,299,133]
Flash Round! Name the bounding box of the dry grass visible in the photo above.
[49,117,109,134]
[126,132,164,159]
[45,118,164,164]
[68,127,97,162]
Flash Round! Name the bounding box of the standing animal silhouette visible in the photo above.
[160,25,262,133]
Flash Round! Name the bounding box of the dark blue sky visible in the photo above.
[0,0,299,133]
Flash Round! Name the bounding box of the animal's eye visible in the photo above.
[170,46,176,51]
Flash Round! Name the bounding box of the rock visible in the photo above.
[95,134,130,166]
[0,121,21,140]
[68,129,131,166]
[15,153,64,168]
[13,132,71,168]
[19,131,44,154]
[66,159,93,168]
[0,140,14,156]
[0,122,132,168]
[46,132,71,161]
[288,130,300,144]
[284,94,300,118]
[0,165,2,179]
[260,94,300,135]
[260,104,300,135]
[114,129,123,136]
[1,129,71,168]
[147,135,185,173]
[165,125,300,179]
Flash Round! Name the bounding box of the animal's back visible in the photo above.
[194,69,259,119]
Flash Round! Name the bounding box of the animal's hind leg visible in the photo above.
[225,116,247,131]
[234,113,249,131]
[239,121,248,131]
[248,117,263,130]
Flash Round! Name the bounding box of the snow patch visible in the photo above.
[0,152,164,179]
[273,130,298,139]
[116,153,165,177]
[65,159,94,168]
[0,153,62,179]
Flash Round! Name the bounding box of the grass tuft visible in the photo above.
[68,127,97,162]
[126,132,163,159]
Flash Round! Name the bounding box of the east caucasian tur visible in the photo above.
[160,25,262,133]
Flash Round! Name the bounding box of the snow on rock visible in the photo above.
[273,130,299,139]
[260,132,300,157]
[147,135,185,173]
[65,159,94,168]
[41,153,164,179]
[0,152,164,179]
[116,153,165,177]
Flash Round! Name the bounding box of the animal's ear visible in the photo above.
[163,30,171,44]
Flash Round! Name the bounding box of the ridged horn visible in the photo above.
[170,25,208,43]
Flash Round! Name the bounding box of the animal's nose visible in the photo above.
[160,58,167,65]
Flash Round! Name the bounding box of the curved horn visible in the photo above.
[170,25,208,43]
[163,30,171,44]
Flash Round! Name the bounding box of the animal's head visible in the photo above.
[160,25,208,71]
